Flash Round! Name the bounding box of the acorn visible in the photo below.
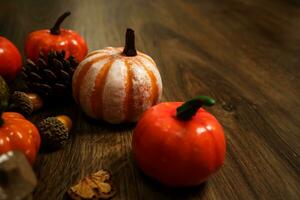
[37,115,72,150]
[9,91,43,116]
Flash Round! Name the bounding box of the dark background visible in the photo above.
[0,0,300,199]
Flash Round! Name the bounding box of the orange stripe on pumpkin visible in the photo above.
[85,50,109,59]
[123,60,134,122]
[73,55,110,103]
[91,58,114,118]
[135,59,159,105]
[139,53,156,66]
[85,51,101,58]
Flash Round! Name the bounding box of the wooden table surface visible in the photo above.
[1,0,300,199]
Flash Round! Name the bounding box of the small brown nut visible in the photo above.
[37,115,72,150]
[68,170,116,200]
[9,91,43,116]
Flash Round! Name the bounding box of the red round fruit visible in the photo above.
[0,36,22,81]
[132,96,226,187]
[0,112,41,164]
[24,12,88,62]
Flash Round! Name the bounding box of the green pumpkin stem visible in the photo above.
[123,28,137,56]
[50,11,71,35]
[176,96,215,120]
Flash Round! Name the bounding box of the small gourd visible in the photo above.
[72,29,162,123]
[0,112,41,164]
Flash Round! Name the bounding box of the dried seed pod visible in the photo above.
[37,115,72,149]
[9,91,43,116]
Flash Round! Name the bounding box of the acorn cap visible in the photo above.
[9,91,33,116]
[0,75,9,110]
[9,91,43,117]
[38,115,71,149]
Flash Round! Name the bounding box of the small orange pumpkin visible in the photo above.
[72,29,162,123]
[0,112,41,164]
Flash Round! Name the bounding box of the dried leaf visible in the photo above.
[68,170,116,200]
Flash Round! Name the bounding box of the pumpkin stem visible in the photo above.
[50,11,71,35]
[123,28,137,56]
[176,96,215,120]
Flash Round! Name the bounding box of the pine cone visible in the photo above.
[22,50,78,98]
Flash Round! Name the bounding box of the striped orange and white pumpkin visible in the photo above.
[72,29,162,124]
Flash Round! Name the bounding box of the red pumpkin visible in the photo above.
[0,112,41,164]
[132,96,226,187]
[0,36,22,81]
[25,12,88,62]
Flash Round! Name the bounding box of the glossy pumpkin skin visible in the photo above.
[72,47,162,124]
[132,102,226,187]
[0,36,22,81]
[25,28,88,62]
[0,112,41,164]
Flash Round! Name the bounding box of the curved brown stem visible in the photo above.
[50,11,71,35]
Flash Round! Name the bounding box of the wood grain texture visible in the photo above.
[1,0,300,199]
